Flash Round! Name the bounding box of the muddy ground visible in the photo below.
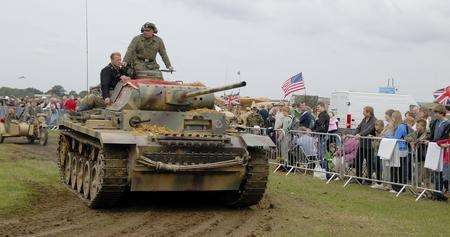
[0,134,282,237]
[3,133,450,236]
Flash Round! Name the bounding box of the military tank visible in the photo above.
[57,73,275,208]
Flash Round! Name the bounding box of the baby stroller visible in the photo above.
[333,136,359,175]
[288,133,319,170]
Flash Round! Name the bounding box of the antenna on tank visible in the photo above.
[85,0,89,92]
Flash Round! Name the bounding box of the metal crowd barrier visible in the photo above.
[414,142,447,201]
[341,135,414,197]
[272,130,344,184]
[238,127,449,202]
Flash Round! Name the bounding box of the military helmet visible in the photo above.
[141,22,158,34]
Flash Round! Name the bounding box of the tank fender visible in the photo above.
[100,132,148,146]
[240,133,275,148]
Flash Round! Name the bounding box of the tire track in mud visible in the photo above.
[1,198,277,237]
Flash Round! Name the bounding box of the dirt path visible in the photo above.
[0,193,277,237]
[0,134,279,237]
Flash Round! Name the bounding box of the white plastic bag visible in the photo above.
[313,164,326,180]
[424,142,443,171]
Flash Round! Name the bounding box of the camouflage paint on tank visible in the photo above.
[58,78,273,207]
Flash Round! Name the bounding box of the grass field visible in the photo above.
[0,134,61,216]
[1,135,450,236]
[268,172,450,236]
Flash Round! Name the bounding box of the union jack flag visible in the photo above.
[225,93,240,106]
[282,72,305,98]
[433,86,450,106]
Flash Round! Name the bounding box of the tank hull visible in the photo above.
[58,116,272,208]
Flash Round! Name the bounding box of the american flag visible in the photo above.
[282,72,305,98]
[433,86,450,106]
[225,93,240,106]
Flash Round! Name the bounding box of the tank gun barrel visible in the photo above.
[184,81,246,99]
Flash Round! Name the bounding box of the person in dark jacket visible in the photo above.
[430,104,450,142]
[312,102,330,173]
[355,106,376,183]
[258,105,269,127]
[313,102,330,133]
[100,52,131,104]
[428,104,450,200]
[299,102,314,129]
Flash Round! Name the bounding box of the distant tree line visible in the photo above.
[0,85,87,98]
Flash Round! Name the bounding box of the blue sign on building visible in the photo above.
[379,87,396,94]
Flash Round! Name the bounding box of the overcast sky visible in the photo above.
[0,0,449,101]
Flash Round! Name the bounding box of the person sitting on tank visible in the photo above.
[123,22,174,79]
[76,86,106,112]
[101,52,131,105]
[77,52,130,112]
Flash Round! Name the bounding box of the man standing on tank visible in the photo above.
[100,52,130,104]
[123,22,174,76]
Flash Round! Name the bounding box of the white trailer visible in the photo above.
[330,91,418,129]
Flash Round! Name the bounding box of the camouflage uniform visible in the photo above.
[123,23,172,76]
[19,106,37,122]
[77,92,106,112]
[246,112,264,127]
[237,109,250,126]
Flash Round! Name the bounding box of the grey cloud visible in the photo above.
[172,0,269,21]
[0,0,448,102]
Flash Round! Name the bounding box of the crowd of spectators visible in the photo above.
[347,104,449,199]
[237,101,450,200]
[235,101,339,135]
[0,95,79,128]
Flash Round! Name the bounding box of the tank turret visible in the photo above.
[109,80,246,111]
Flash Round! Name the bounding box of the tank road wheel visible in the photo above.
[58,135,71,184]
[76,158,85,193]
[71,155,79,189]
[89,163,102,201]
[58,135,70,166]
[222,148,269,207]
[82,161,92,199]
[87,147,128,209]
[58,131,128,209]
[64,153,73,185]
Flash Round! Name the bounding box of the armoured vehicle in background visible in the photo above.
[0,111,48,145]
[57,72,274,208]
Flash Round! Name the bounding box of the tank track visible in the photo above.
[57,130,128,208]
[223,148,269,207]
